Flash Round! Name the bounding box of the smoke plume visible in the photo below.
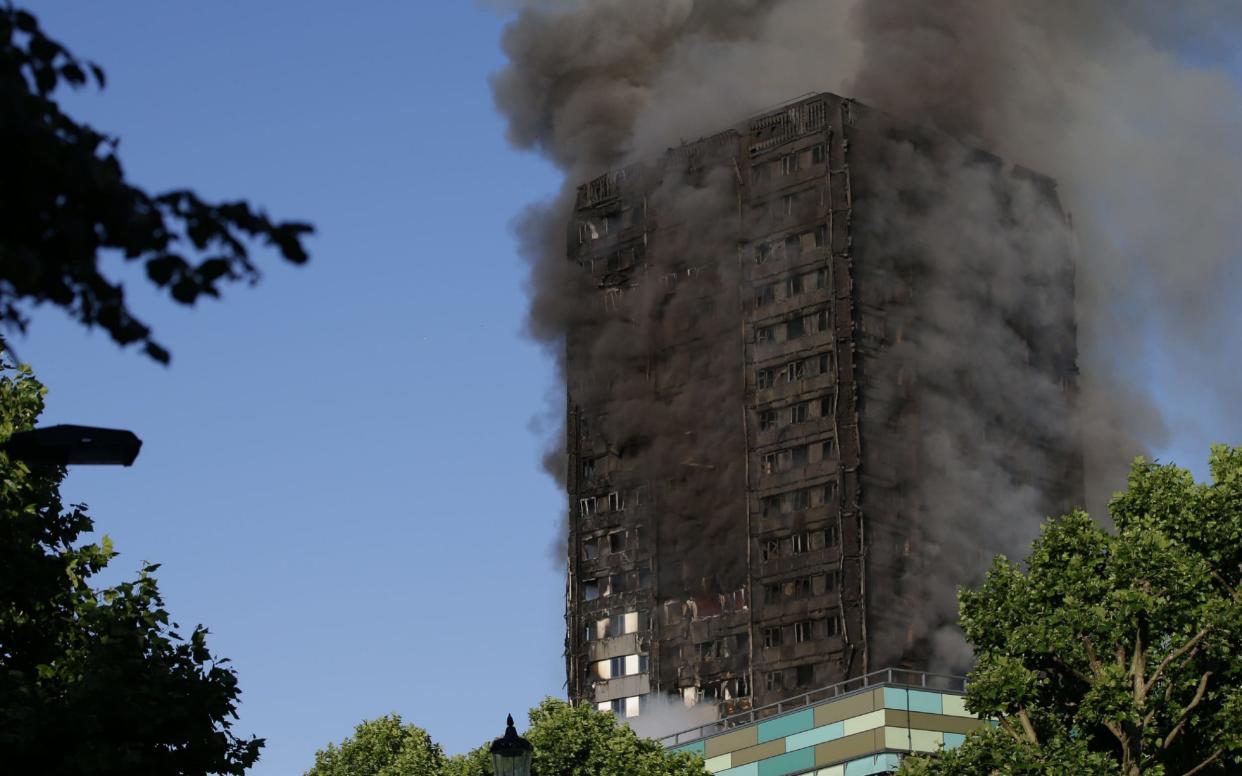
[491,0,1242,672]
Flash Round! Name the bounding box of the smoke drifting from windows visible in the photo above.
[491,1,1242,670]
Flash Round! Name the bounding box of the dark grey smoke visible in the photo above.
[490,0,1242,668]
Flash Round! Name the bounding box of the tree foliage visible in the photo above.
[306,699,709,776]
[0,361,261,773]
[899,448,1242,775]
[305,715,447,776]
[0,5,312,363]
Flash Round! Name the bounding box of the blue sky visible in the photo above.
[15,3,1242,775]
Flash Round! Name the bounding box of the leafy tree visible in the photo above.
[898,447,1242,776]
[0,5,312,363]
[0,360,261,774]
[307,699,709,776]
[305,715,447,776]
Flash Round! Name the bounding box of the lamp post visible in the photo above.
[490,714,533,776]
[0,424,142,466]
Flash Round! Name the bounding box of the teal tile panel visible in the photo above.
[844,753,900,775]
[882,688,944,715]
[882,688,907,710]
[907,691,943,715]
[673,741,707,756]
[757,747,816,776]
[717,763,759,776]
[758,709,815,743]
[785,721,844,751]
[943,733,966,750]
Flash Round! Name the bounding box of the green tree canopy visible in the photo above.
[306,699,709,776]
[899,447,1242,775]
[305,715,447,776]
[0,361,261,774]
[0,6,312,363]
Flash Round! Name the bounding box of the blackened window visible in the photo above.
[791,402,810,425]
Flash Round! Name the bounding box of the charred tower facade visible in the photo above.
[564,93,1082,720]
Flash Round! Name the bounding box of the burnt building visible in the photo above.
[563,93,1082,721]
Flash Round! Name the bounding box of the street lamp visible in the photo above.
[490,714,533,776]
[0,425,142,466]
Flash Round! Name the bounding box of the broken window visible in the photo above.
[608,531,628,554]
[762,452,778,475]
[735,632,750,655]
[826,612,842,637]
[763,627,783,648]
[791,532,810,555]
[818,353,831,376]
[579,497,597,517]
[820,393,837,418]
[756,325,775,345]
[608,491,625,512]
[582,458,597,481]
[583,537,600,561]
[822,481,838,506]
[817,310,829,332]
[696,641,720,659]
[755,242,772,265]
[760,495,781,517]
[794,621,814,643]
[791,402,810,425]
[786,361,806,383]
[821,439,836,460]
[784,234,801,260]
[760,409,778,431]
[765,671,783,692]
[781,193,796,217]
[793,576,813,597]
[795,664,815,687]
[815,224,828,248]
[763,538,780,560]
[786,274,803,297]
[823,523,839,548]
[791,489,811,511]
[786,316,805,339]
[782,153,800,176]
[584,579,600,601]
[756,368,776,390]
[755,284,775,308]
[791,445,809,468]
[816,267,828,289]
[811,143,826,164]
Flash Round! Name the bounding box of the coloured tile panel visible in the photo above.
[882,727,944,753]
[841,710,885,737]
[757,748,817,776]
[814,729,886,766]
[786,721,845,751]
[758,709,815,743]
[705,754,733,773]
[941,694,972,718]
[814,689,882,726]
[674,741,707,756]
[705,726,760,759]
[731,739,786,767]
[943,733,966,750]
[843,753,900,775]
[717,762,759,776]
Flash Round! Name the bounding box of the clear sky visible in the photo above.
[15,3,1242,775]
